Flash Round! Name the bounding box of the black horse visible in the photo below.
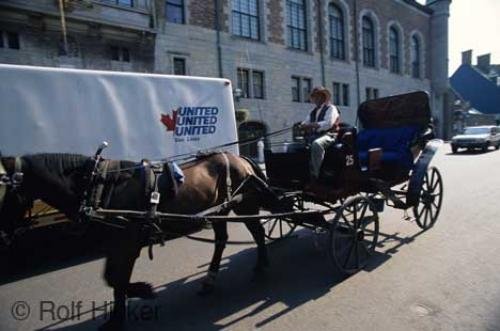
[0,152,273,330]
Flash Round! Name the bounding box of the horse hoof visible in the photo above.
[98,318,124,331]
[127,282,156,299]
[197,283,215,296]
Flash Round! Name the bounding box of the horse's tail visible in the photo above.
[238,155,289,212]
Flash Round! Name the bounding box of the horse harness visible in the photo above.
[79,156,183,259]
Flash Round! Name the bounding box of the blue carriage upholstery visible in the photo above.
[357,125,421,171]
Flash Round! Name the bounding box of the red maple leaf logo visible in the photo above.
[160,108,179,131]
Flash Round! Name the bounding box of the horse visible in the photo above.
[0,152,275,330]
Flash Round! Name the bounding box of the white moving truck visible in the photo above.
[0,64,239,159]
[0,64,239,232]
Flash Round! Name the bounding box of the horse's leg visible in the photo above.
[198,221,228,295]
[100,225,143,331]
[244,220,269,272]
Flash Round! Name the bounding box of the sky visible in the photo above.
[417,0,500,74]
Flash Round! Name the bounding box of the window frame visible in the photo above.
[166,0,185,24]
[286,0,308,51]
[173,57,187,75]
[291,76,301,102]
[102,0,134,7]
[237,68,250,98]
[342,83,349,106]
[411,35,421,79]
[252,70,265,99]
[328,3,345,60]
[232,0,260,40]
[332,82,341,105]
[362,16,375,68]
[110,46,130,62]
[389,26,400,74]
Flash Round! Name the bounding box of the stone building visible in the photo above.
[0,0,156,71]
[0,0,452,143]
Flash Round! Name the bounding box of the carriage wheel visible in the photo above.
[262,217,297,240]
[328,196,379,275]
[413,167,443,230]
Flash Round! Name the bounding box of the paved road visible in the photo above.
[1,145,499,331]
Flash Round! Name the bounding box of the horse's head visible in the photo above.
[0,157,33,241]
[0,154,92,242]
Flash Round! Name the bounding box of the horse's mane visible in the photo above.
[23,153,91,175]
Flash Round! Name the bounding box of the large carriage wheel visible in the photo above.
[328,196,379,275]
[262,217,297,240]
[413,166,443,230]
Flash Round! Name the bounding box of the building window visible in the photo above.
[411,35,421,78]
[362,16,375,67]
[237,68,250,98]
[232,0,260,40]
[332,82,341,105]
[110,46,130,62]
[329,4,345,60]
[166,0,185,24]
[333,82,349,106]
[0,31,20,50]
[252,71,264,99]
[389,26,400,74]
[365,87,379,101]
[173,57,186,75]
[237,68,265,99]
[292,76,312,102]
[342,83,349,106]
[286,0,307,51]
[292,76,301,102]
[103,0,134,7]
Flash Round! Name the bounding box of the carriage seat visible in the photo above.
[357,125,420,171]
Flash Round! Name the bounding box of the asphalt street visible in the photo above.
[0,144,499,331]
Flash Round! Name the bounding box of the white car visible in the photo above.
[451,126,500,153]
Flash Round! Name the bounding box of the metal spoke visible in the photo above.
[354,240,360,269]
[359,202,368,224]
[268,219,278,235]
[423,208,430,227]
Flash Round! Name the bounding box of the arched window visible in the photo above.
[411,35,421,78]
[362,16,375,67]
[389,26,400,73]
[329,3,345,60]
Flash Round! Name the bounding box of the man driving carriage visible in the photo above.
[300,86,341,182]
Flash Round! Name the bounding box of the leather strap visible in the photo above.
[221,153,232,202]
[0,160,7,212]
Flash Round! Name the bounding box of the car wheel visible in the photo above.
[482,145,488,152]
[495,143,500,150]
[451,145,458,153]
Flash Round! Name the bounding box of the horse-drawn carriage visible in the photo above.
[0,88,443,329]
[78,90,442,276]
[261,91,443,273]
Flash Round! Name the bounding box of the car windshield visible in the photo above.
[463,127,491,135]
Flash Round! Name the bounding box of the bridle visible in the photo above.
[0,156,25,247]
[0,157,24,211]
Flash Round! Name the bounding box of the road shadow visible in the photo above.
[445,149,497,156]
[39,227,427,331]
[0,222,202,286]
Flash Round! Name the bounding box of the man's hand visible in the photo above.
[301,123,320,131]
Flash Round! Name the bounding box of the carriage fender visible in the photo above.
[406,139,443,207]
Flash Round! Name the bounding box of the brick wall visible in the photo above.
[267,0,284,44]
